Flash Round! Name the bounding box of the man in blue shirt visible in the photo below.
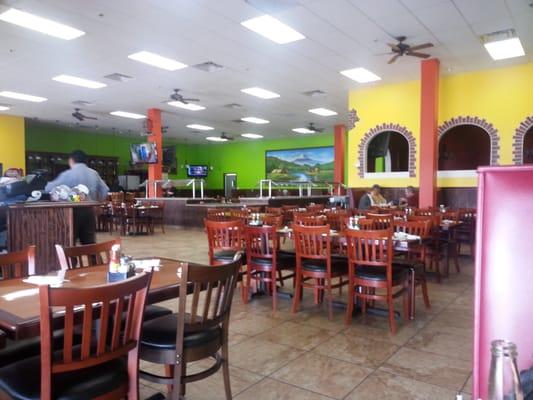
[45,150,109,244]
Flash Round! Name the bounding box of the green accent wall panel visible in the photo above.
[25,121,334,189]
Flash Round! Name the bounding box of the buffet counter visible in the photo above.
[139,195,339,228]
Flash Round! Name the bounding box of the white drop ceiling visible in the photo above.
[0,0,531,142]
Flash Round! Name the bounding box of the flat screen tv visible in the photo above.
[130,143,158,164]
[162,146,177,174]
[187,165,208,178]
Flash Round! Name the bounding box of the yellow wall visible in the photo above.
[0,115,25,173]
[347,62,533,188]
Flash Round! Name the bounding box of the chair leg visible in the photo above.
[271,268,278,313]
[387,290,397,335]
[403,280,410,322]
[421,276,431,309]
[409,269,416,320]
[165,364,174,394]
[277,269,285,286]
[345,279,354,326]
[179,361,187,397]
[243,265,251,304]
[327,277,333,321]
[221,341,232,400]
[361,287,367,316]
[291,270,302,314]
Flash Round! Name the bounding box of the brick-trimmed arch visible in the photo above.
[512,115,533,165]
[438,116,500,165]
[358,123,416,178]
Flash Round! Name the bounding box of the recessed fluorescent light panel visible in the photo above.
[241,87,280,99]
[0,8,85,40]
[292,128,315,134]
[0,91,47,102]
[484,37,525,60]
[241,133,263,139]
[52,74,107,89]
[128,51,187,71]
[109,111,145,119]
[241,15,305,44]
[167,101,205,111]
[340,67,381,83]
[241,117,269,124]
[186,124,214,131]
[206,136,227,142]
[308,108,337,117]
[0,105,10,111]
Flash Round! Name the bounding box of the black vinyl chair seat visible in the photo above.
[143,304,173,321]
[0,350,127,400]
[141,313,222,350]
[301,258,347,274]
[355,266,407,282]
[214,250,245,263]
[392,258,425,272]
[277,250,296,269]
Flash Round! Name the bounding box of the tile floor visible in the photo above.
[103,227,474,400]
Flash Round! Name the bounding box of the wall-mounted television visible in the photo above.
[162,146,177,174]
[187,165,208,178]
[130,143,158,164]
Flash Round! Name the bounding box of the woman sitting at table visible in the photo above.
[358,184,388,210]
[399,185,419,208]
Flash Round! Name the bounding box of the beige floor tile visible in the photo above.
[345,370,459,400]
[255,320,336,350]
[234,378,332,400]
[230,311,284,336]
[272,352,371,399]
[380,347,471,391]
[229,338,304,375]
[406,323,472,362]
[314,333,399,368]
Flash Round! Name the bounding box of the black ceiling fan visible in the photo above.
[307,122,324,133]
[385,36,434,64]
[169,89,200,104]
[220,132,234,141]
[72,108,97,121]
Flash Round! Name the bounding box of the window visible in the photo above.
[438,124,490,170]
[366,131,409,173]
[523,126,533,164]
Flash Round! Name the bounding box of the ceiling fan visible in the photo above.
[385,36,434,64]
[307,122,324,133]
[220,132,234,141]
[169,89,200,104]
[72,108,97,121]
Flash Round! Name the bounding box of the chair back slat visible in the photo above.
[0,246,35,279]
[262,214,283,227]
[204,219,244,264]
[345,229,392,269]
[39,272,151,400]
[293,224,330,261]
[56,239,120,270]
[175,258,241,337]
[366,213,393,230]
[245,225,278,261]
[394,219,432,238]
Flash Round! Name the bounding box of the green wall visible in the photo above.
[25,121,334,189]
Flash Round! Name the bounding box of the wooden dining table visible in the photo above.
[0,257,185,340]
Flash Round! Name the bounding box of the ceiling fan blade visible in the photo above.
[408,42,434,51]
[387,43,401,52]
[182,98,200,102]
[388,54,401,64]
[407,51,431,59]
[84,116,98,120]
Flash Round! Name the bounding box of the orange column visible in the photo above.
[334,124,346,188]
[147,108,163,198]
[419,59,440,208]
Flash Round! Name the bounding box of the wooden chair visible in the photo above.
[366,213,393,230]
[124,205,152,235]
[291,224,348,320]
[325,211,348,231]
[230,209,251,224]
[344,229,409,334]
[110,192,125,203]
[393,220,432,318]
[441,210,461,274]
[408,214,446,282]
[265,207,282,215]
[204,219,245,266]
[294,214,327,226]
[55,239,171,321]
[307,204,325,213]
[262,214,283,227]
[457,208,476,259]
[206,208,232,221]
[148,201,165,234]
[0,272,152,400]
[244,226,283,311]
[281,205,299,225]
[139,257,241,399]
[0,245,36,279]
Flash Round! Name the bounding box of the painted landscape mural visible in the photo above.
[265,146,334,182]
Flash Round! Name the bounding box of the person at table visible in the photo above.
[399,185,419,208]
[358,184,388,210]
[45,150,109,244]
